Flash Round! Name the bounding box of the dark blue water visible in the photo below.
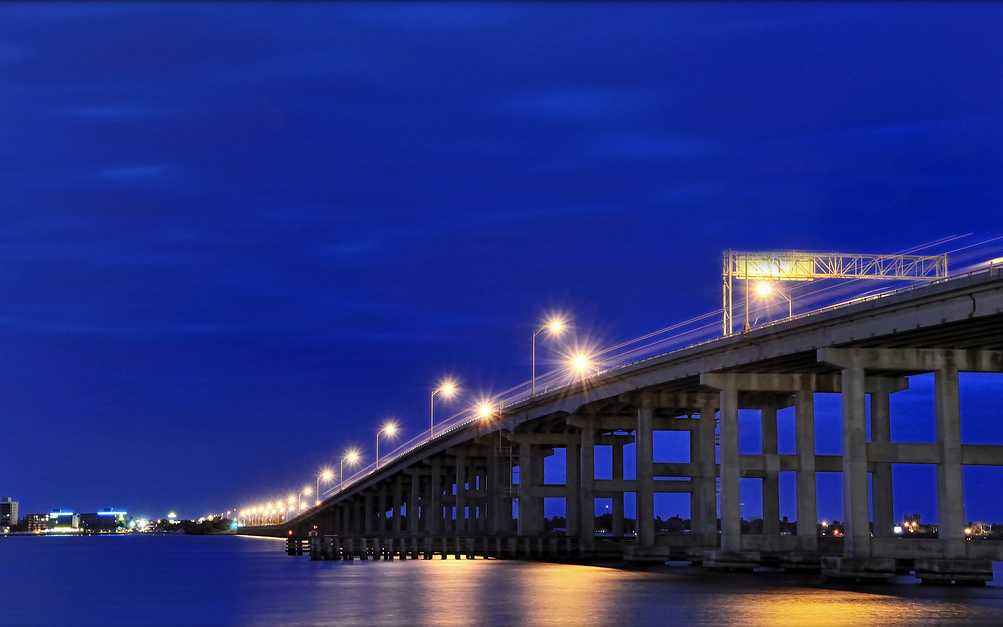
[3,534,1003,626]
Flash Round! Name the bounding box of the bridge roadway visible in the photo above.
[258,265,1003,583]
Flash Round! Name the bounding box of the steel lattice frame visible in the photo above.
[722,250,949,335]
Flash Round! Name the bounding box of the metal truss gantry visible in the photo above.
[722,250,949,335]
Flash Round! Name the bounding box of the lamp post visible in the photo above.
[376,420,399,469]
[340,449,361,491]
[430,378,458,439]
[301,485,312,510]
[532,316,568,397]
[316,468,334,505]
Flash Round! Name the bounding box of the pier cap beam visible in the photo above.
[700,372,907,394]
[818,348,1003,373]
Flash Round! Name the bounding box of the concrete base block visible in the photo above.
[780,552,821,572]
[821,556,896,582]
[703,550,761,571]
[915,558,994,585]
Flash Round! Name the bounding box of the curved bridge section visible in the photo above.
[267,266,1003,583]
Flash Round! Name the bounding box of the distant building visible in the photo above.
[79,509,127,533]
[22,513,51,533]
[0,497,18,530]
[49,510,78,530]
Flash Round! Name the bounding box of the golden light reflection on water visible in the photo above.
[512,562,658,625]
[722,588,973,627]
[233,541,999,627]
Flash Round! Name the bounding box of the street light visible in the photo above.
[753,281,792,320]
[532,315,568,396]
[430,378,459,439]
[300,485,312,510]
[316,467,334,505]
[340,449,361,491]
[475,399,498,421]
[376,420,400,469]
[567,350,597,379]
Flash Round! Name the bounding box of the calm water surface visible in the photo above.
[3,535,1003,626]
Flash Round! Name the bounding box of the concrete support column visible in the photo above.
[579,419,595,545]
[392,475,403,535]
[353,498,363,535]
[637,404,655,547]
[841,366,871,558]
[795,390,818,551]
[719,386,741,553]
[378,484,388,534]
[566,438,579,537]
[455,451,466,535]
[429,458,441,534]
[517,443,539,535]
[762,404,780,536]
[870,388,894,538]
[408,474,420,535]
[364,493,375,535]
[612,440,624,537]
[696,398,718,543]
[935,365,965,558]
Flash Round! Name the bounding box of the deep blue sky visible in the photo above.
[3,3,1002,524]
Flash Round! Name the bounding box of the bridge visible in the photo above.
[246,259,1003,584]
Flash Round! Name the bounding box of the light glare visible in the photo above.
[754,281,774,298]
[438,378,458,399]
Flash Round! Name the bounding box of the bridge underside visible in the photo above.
[275,271,1003,584]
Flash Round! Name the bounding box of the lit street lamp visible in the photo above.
[340,449,361,491]
[376,420,399,469]
[430,378,458,439]
[475,399,498,421]
[316,468,334,505]
[754,281,792,320]
[532,315,568,396]
[567,350,597,380]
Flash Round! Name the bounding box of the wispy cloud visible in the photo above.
[93,165,169,184]
[63,104,173,120]
[500,88,656,120]
[528,132,722,173]
[317,205,618,259]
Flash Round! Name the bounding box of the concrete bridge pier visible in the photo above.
[818,348,1002,583]
[579,417,595,553]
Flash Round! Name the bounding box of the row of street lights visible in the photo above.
[240,313,603,524]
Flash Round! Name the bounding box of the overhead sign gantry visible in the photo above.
[722,250,949,335]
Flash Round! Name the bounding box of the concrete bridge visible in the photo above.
[257,264,1003,583]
